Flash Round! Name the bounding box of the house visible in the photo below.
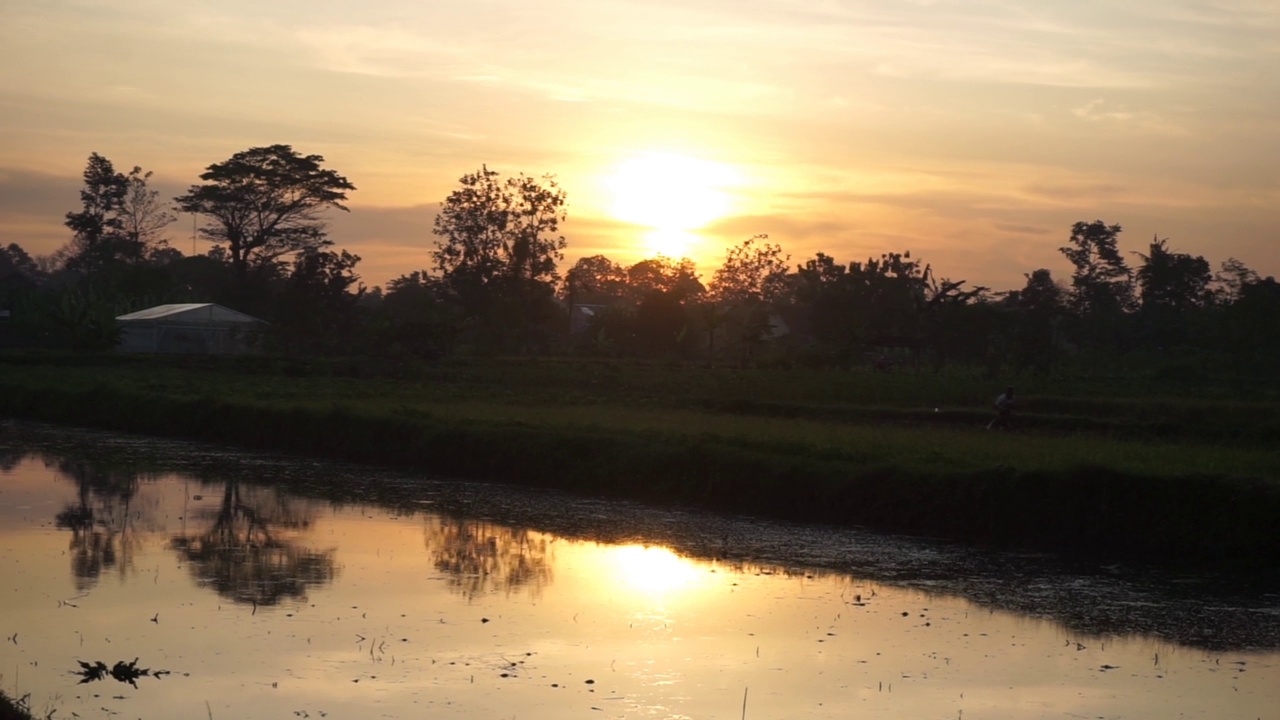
[116,303,265,354]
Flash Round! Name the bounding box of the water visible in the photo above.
[1,422,1277,719]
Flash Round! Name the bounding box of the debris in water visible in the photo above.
[74,658,170,687]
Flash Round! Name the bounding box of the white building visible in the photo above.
[116,303,265,354]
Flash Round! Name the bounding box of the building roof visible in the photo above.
[116,303,264,324]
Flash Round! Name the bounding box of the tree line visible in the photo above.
[1,145,1276,376]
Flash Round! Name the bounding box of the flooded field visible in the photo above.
[1,422,1277,719]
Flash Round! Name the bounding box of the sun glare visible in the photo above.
[606,152,738,234]
[642,228,699,258]
[609,545,703,597]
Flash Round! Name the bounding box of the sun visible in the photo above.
[605,152,738,238]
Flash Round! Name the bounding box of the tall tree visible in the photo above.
[63,153,129,273]
[430,166,568,353]
[63,154,174,279]
[707,235,791,363]
[119,167,176,258]
[175,145,355,280]
[1059,220,1133,316]
[431,165,567,289]
[1059,220,1133,353]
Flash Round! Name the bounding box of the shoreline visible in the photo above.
[1,357,1277,572]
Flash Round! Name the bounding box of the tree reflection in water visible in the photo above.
[170,481,337,607]
[51,458,146,592]
[424,518,553,601]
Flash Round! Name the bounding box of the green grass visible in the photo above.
[2,352,1277,570]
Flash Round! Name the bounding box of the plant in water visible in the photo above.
[73,658,170,688]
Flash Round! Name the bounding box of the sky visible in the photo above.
[1,0,1277,291]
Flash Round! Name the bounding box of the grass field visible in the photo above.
[2,352,1277,570]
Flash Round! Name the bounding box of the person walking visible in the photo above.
[988,386,1015,430]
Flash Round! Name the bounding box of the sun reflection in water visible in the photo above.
[608,544,703,597]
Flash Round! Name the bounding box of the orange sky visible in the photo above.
[1,0,1277,290]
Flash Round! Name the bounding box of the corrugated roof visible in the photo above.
[116,303,264,324]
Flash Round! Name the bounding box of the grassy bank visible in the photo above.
[0,692,36,720]
[2,353,1278,570]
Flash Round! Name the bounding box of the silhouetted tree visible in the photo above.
[1133,237,1211,348]
[431,166,567,353]
[175,145,355,280]
[1212,257,1259,305]
[1061,220,1133,314]
[1059,220,1133,353]
[273,249,365,354]
[0,243,43,308]
[1135,237,1211,312]
[63,153,129,273]
[708,235,791,364]
[432,166,566,286]
[616,256,703,357]
[562,254,627,306]
[119,167,176,259]
[1007,269,1065,374]
[63,154,173,275]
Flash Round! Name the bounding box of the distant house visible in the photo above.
[569,303,609,335]
[116,303,266,354]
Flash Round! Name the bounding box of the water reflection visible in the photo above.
[1,425,1278,720]
[50,457,145,591]
[424,518,553,601]
[5,421,1280,653]
[170,480,337,606]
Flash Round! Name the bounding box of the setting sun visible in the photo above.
[604,153,739,256]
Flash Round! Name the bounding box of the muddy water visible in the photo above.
[0,424,1277,719]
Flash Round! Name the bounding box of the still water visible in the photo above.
[1,423,1277,719]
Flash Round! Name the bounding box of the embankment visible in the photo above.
[1,362,1277,572]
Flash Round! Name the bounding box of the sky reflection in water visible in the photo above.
[0,441,1277,720]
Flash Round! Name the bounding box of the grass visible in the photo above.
[0,691,36,720]
[1,352,1277,570]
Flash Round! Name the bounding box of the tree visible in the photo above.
[708,234,790,304]
[1059,220,1133,353]
[623,256,703,304]
[63,155,174,275]
[430,166,567,353]
[274,249,365,354]
[1212,257,1259,305]
[1006,268,1064,374]
[707,235,791,364]
[561,255,627,305]
[380,271,463,358]
[63,153,129,273]
[1,243,43,299]
[1134,237,1211,313]
[1128,236,1212,350]
[1059,220,1133,317]
[175,145,355,280]
[119,167,176,258]
[431,165,567,289]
